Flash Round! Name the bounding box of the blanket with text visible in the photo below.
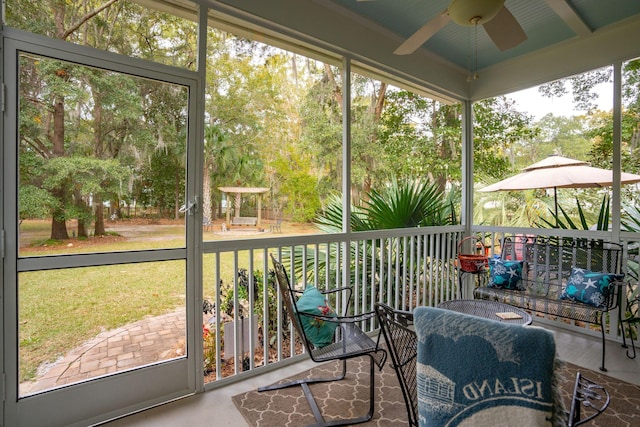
[414,307,565,427]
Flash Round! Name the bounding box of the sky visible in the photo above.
[506,83,613,120]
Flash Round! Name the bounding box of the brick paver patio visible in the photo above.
[21,308,186,395]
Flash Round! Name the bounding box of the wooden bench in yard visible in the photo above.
[231,216,258,227]
[474,237,627,371]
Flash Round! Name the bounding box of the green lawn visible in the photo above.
[19,262,185,381]
[18,219,318,383]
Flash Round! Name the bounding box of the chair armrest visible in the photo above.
[391,309,415,327]
[612,280,627,296]
[298,310,376,324]
[292,286,352,301]
[319,286,353,313]
[607,280,628,310]
[319,286,353,298]
[291,286,352,296]
[320,285,352,294]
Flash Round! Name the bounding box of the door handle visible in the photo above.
[179,196,199,215]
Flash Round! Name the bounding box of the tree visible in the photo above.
[316,177,456,232]
[203,124,236,221]
[18,185,60,223]
[528,115,591,162]
[349,74,388,200]
[474,185,556,228]
[297,63,343,205]
[473,96,540,183]
[311,177,457,303]
[139,150,185,218]
[19,56,80,239]
[538,67,612,113]
[42,157,130,235]
[378,90,460,191]
[204,35,295,217]
[14,0,195,238]
[271,150,321,222]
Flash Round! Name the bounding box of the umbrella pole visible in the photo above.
[554,187,558,227]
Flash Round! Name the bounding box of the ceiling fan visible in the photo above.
[388,0,528,55]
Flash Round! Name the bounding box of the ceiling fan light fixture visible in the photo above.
[448,0,505,26]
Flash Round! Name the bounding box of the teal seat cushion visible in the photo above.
[296,286,338,348]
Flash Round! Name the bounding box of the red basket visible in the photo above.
[457,236,488,273]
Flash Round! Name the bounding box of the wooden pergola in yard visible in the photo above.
[218,186,269,227]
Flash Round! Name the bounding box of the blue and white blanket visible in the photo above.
[414,307,565,427]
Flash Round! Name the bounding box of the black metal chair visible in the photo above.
[259,254,387,427]
[375,302,418,427]
[567,372,611,426]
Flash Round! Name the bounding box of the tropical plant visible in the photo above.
[474,186,554,227]
[316,177,457,232]
[283,178,458,307]
[218,268,281,347]
[622,204,640,233]
[537,195,610,230]
[621,204,640,341]
[202,323,219,375]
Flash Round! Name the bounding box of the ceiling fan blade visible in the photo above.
[394,9,450,55]
[482,6,527,51]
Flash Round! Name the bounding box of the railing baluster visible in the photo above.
[427,234,434,307]
[261,248,269,369]
[369,238,377,330]
[214,252,222,379]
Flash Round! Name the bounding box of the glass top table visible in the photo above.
[437,299,532,325]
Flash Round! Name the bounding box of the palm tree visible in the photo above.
[203,124,236,221]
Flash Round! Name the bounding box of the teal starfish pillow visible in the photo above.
[560,268,624,308]
[488,258,523,290]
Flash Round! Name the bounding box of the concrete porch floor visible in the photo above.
[102,324,640,427]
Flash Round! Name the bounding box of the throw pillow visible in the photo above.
[295,286,338,348]
[560,268,624,308]
[488,258,523,290]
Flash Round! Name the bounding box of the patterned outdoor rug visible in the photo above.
[232,357,640,426]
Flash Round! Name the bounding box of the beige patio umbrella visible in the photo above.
[479,155,640,222]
